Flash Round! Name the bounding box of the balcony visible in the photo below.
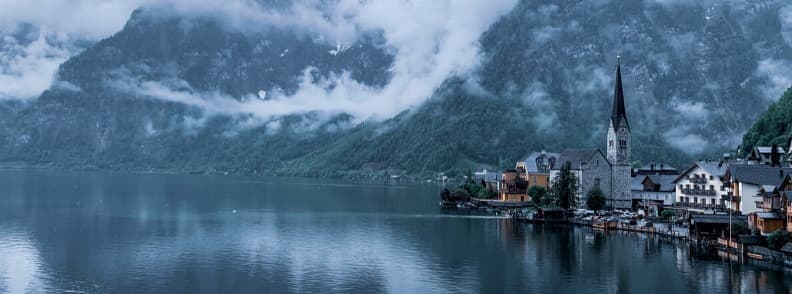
[681,188,717,196]
[673,202,727,210]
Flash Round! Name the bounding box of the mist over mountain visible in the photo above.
[0,0,790,178]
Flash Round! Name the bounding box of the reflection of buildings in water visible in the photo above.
[0,225,49,293]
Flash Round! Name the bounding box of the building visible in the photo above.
[689,214,748,240]
[631,174,676,208]
[522,151,559,189]
[474,169,500,192]
[500,167,528,202]
[631,162,679,210]
[724,165,792,214]
[551,149,613,207]
[672,161,729,212]
[548,58,632,209]
[606,57,633,209]
[744,145,786,165]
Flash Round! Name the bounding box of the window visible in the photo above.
[710,199,715,205]
[710,185,714,191]
[694,197,698,204]
[709,175,713,180]
[595,178,601,188]
[533,176,537,182]
[679,185,683,190]
[619,140,627,148]
[686,184,690,189]
[609,140,614,147]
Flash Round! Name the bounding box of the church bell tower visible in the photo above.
[607,57,631,208]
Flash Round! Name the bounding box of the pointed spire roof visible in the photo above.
[611,56,628,129]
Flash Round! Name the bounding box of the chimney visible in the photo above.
[771,144,781,167]
[541,150,546,155]
[660,163,664,170]
[650,162,655,171]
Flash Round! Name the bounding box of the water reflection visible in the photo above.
[0,170,790,293]
[0,225,48,293]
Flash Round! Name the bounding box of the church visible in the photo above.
[548,58,632,209]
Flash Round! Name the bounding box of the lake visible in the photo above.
[0,169,790,293]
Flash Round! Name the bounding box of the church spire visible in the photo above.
[611,56,628,128]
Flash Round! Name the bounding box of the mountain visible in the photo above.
[1,0,791,178]
[741,86,792,152]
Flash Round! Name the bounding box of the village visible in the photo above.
[440,58,792,268]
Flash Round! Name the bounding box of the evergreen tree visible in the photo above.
[585,187,606,213]
[528,185,547,207]
[550,162,578,209]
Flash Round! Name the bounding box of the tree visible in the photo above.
[730,221,749,237]
[585,187,606,213]
[661,210,674,220]
[550,162,578,209]
[767,230,791,250]
[440,188,451,201]
[452,188,470,201]
[528,185,547,207]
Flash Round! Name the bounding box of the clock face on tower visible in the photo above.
[619,127,626,134]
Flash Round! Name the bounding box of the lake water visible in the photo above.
[0,169,790,293]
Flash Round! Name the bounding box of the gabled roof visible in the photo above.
[553,149,610,170]
[632,174,676,192]
[727,165,792,186]
[672,161,727,183]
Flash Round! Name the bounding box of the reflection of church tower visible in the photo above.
[607,57,631,208]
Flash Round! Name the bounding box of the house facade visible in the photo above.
[522,151,559,189]
[724,165,792,214]
[631,174,675,207]
[500,167,528,202]
[672,161,728,211]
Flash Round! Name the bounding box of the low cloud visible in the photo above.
[0,28,77,99]
[755,59,792,101]
[0,0,520,129]
[663,126,708,154]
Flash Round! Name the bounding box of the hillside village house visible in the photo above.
[724,165,792,214]
[744,145,786,166]
[548,58,632,209]
[672,161,729,211]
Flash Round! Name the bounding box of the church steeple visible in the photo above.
[611,57,628,129]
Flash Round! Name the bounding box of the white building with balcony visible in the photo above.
[672,161,729,211]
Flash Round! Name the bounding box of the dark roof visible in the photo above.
[691,214,747,224]
[555,149,609,170]
[632,175,676,192]
[756,212,784,219]
[611,58,629,129]
[728,165,792,186]
[781,243,792,254]
[646,175,676,191]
